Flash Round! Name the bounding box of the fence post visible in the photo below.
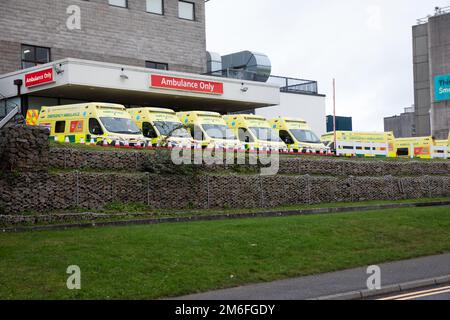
[207,175,210,209]
[75,170,79,207]
[306,174,311,205]
[349,176,354,202]
[410,143,414,159]
[146,172,150,206]
[259,176,264,208]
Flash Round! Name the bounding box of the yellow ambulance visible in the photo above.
[128,107,193,147]
[36,103,146,146]
[395,136,433,159]
[177,111,243,149]
[435,132,450,147]
[223,114,288,152]
[434,138,450,158]
[321,131,396,157]
[268,117,329,153]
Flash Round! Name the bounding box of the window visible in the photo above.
[100,117,141,134]
[146,61,169,70]
[397,148,409,157]
[178,1,195,20]
[289,129,321,144]
[142,122,158,138]
[109,0,127,8]
[21,45,51,69]
[153,121,191,138]
[89,118,104,135]
[249,127,282,142]
[238,128,253,143]
[188,124,204,141]
[279,130,294,145]
[202,124,233,140]
[55,121,66,134]
[147,0,163,14]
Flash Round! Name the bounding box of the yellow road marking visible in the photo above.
[378,285,450,300]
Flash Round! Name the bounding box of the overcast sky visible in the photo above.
[205,0,450,131]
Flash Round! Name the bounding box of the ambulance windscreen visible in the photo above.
[290,129,321,144]
[154,121,191,138]
[249,127,282,142]
[100,117,141,135]
[202,124,236,140]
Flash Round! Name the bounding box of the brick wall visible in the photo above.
[0,0,206,74]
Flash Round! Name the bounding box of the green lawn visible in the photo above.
[1,206,449,300]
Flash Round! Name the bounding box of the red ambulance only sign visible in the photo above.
[150,74,224,95]
[25,68,55,88]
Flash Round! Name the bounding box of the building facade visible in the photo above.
[0,0,207,75]
[412,22,431,137]
[384,107,416,138]
[384,8,450,139]
[0,1,326,134]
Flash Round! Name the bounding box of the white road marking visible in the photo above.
[378,285,450,300]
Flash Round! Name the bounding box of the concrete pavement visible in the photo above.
[176,253,450,300]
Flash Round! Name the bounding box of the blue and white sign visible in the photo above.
[434,74,450,102]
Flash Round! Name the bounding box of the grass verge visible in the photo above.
[0,206,449,299]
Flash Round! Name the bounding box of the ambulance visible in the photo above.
[321,131,396,157]
[223,114,288,152]
[35,103,146,146]
[435,132,450,148]
[128,107,193,148]
[434,138,450,158]
[395,136,433,159]
[268,117,329,154]
[177,111,243,150]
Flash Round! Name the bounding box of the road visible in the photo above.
[176,253,450,300]
[375,285,450,300]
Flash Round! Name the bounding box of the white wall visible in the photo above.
[255,92,327,136]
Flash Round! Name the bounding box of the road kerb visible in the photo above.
[311,275,450,300]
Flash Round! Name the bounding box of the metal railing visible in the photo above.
[267,76,318,95]
[203,69,319,95]
[0,105,20,129]
[417,6,450,24]
[203,68,262,82]
[0,92,22,129]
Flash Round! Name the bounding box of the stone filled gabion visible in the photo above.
[49,148,450,176]
[1,125,450,215]
[1,172,450,214]
[0,125,49,172]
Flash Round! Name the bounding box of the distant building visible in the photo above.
[384,7,450,139]
[384,106,416,138]
[326,115,352,132]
